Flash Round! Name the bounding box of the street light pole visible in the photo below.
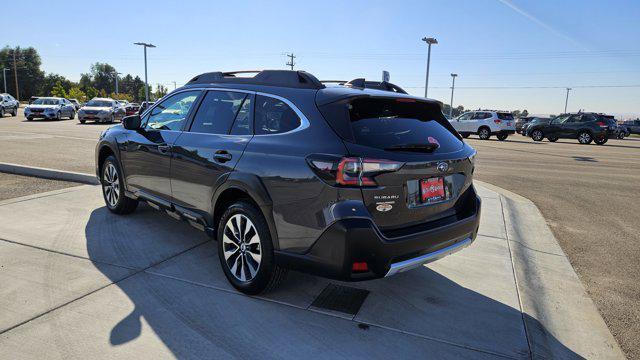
[564,87,571,113]
[114,71,122,95]
[134,42,156,103]
[421,37,438,98]
[2,68,8,94]
[449,73,458,118]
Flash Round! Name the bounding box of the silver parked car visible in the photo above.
[24,97,76,121]
[0,93,19,117]
[78,98,125,124]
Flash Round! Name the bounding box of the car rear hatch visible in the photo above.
[315,95,477,235]
[496,112,515,130]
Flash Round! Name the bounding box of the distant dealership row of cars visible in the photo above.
[2,88,638,146]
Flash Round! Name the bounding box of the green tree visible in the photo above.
[50,81,68,97]
[67,87,86,102]
[154,84,167,100]
[41,74,74,97]
[0,46,45,101]
[85,87,98,100]
[90,63,117,94]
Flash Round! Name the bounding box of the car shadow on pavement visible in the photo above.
[84,207,580,359]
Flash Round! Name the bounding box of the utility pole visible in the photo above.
[2,68,9,94]
[134,42,156,103]
[286,53,296,70]
[421,37,438,98]
[13,51,19,102]
[564,88,571,113]
[449,73,458,119]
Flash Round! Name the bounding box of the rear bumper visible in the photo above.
[275,191,481,281]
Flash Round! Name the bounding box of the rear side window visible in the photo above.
[497,112,514,120]
[341,97,462,153]
[254,95,301,134]
[190,91,247,134]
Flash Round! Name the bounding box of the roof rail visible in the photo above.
[186,70,325,89]
[341,78,408,94]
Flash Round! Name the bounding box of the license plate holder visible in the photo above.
[420,177,447,204]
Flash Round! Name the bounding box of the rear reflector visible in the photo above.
[494,119,501,124]
[352,262,369,272]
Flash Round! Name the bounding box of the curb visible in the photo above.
[478,180,625,359]
[0,162,99,185]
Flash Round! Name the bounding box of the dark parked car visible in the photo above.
[515,116,535,133]
[0,93,19,117]
[622,120,640,135]
[95,70,481,294]
[29,96,40,104]
[528,113,613,145]
[68,98,82,111]
[521,117,550,136]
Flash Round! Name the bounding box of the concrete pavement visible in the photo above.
[0,183,623,359]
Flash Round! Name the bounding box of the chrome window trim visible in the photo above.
[141,87,310,136]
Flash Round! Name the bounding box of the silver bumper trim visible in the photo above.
[385,237,473,277]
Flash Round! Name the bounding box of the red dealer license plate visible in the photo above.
[421,177,446,203]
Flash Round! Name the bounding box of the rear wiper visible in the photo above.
[384,143,439,153]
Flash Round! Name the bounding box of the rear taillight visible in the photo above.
[494,119,502,124]
[307,155,404,187]
[596,121,607,128]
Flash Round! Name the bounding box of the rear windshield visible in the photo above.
[497,112,514,120]
[321,97,462,153]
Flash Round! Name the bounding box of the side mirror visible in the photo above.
[122,115,142,130]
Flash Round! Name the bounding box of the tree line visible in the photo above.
[1,46,168,103]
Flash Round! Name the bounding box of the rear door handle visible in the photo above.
[213,150,232,162]
[158,145,171,154]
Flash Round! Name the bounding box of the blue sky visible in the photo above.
[6,0,640,117]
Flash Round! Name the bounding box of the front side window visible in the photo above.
[189,91,248,134]
[145,91,200,131]
[457,112,472,121]
[254,95,301,135]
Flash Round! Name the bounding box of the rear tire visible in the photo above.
[101,156,138,215]
[217,201,287,295]
[69,111,75,120]
[594,137,608,145]
[531,130,544,142]
[547,136,558,142]
[79,119,86,124]
[496,133,508,141]
[461,133,470,139]
[617,132,625,139]
[0,107,4,117]
[578,131,593,144]
[478,127,491,140]
[11,107,17,116]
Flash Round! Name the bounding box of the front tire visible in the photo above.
[11,107,17,116]
[218,201,286,295]
[578,131,593,144]
[547,136,558,142]
[461,133,470,139]
[101,156,138,214]
[531,129,544,141]
[478,127,491,140]
[79,119,86,124]
[0,107,4,117]
[594,137,608,145]
[496,133,508,141]
[69,111,75,120]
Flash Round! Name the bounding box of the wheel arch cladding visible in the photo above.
[98,145,116,176]
[212,173,279,249]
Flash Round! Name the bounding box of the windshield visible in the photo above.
[338,97,463,153]
[85,100,113,107]
[33,98,60,105]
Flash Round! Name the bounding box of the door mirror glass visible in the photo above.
[122,115,142,130]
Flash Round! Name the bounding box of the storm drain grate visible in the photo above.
[310,284,370,316]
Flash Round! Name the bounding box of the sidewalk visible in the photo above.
[0,182,624,359]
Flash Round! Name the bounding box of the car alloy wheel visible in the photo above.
[102,163,120,208]
[0,108,4,117]
[478,128,490,140]
[222,214,262,282]
[532,130,544,141]
[578,132,592,144]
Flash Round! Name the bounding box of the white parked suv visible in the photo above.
[449,110,516,141]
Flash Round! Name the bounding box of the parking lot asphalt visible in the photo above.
[0,183,622,359]
[467,135,640,359]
